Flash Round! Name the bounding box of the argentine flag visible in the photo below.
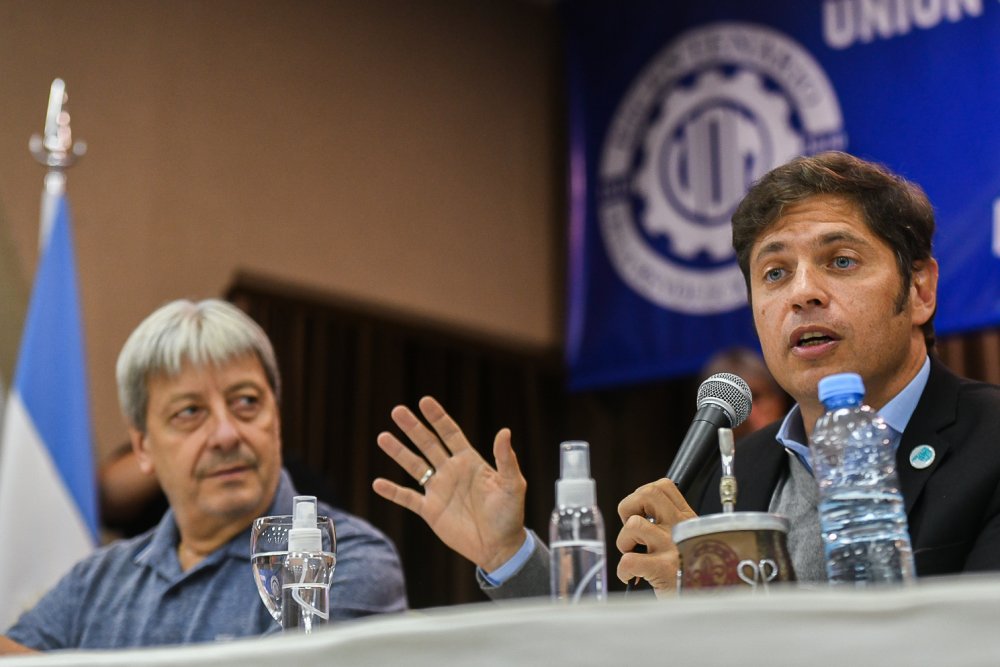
[0,191,97,629]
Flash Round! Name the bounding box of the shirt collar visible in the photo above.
[774,355,931,470]
[133,507,185,581]
[775,404,811,470]
[878,356,931,434]
[134,469,298,574]
[224,468,299,560]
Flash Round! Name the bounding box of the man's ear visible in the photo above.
[910,258,938,327]
[128,427,155,475]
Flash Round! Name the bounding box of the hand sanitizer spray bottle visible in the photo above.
[281,496,333,632]
[549,441,607,602]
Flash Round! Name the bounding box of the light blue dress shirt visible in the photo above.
[776,356,931,473]
[478,528,536,586]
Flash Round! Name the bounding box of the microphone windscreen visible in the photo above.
[697,372,752,428]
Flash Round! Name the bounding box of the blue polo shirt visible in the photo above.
[5,470,406,650]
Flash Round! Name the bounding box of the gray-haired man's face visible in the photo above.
[130,353,282,533]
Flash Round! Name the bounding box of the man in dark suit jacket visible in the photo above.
[373,152,1000,597]
[696,356,1000,577]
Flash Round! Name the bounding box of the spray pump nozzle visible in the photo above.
[556,441,596,507]
[288,495,322,553]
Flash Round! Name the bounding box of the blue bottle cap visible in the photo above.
[817,372,865,403]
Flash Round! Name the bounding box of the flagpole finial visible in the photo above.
[29,78,87,172]
[30,79,87,249]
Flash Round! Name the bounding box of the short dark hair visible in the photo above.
[731,151,936,347]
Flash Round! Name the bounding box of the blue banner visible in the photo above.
[565,0,1000,389]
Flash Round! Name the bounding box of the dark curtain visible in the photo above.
[228,273,999,609]
[228,274,700,608]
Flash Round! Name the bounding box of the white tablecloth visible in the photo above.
[6,575,1000,666]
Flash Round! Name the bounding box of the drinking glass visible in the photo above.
[251,514,336,633]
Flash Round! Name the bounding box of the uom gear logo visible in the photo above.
[598,22,847,314]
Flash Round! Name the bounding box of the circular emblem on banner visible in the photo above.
[599,22,847,314]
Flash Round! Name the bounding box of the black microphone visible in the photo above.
[625,373,753,595]
[665,372,753,494]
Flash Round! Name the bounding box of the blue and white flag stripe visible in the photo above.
[0,193,96,629]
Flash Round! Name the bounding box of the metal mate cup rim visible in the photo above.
[672,511,790,543]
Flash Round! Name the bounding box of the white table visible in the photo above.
[7,574,1000,666]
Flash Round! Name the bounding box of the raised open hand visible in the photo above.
[372,396,528,572]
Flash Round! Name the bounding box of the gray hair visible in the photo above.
[116,299,280,431]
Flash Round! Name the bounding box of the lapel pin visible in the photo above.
[909,444,936,470]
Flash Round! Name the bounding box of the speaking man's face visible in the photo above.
[748,194,936,424]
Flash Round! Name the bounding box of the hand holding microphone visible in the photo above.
[621,373,752,594]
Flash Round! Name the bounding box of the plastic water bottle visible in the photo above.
[811,373,915,585]
[281,496,334,632]
[550,441,607,602]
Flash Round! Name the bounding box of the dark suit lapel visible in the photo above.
[897,357,959,513]
[701,360,955,518]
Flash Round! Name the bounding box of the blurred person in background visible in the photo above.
[699,346,790,441]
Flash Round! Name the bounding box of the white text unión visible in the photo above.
[822,0,984,49]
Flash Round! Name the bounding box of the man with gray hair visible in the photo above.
[2,299,406,653]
